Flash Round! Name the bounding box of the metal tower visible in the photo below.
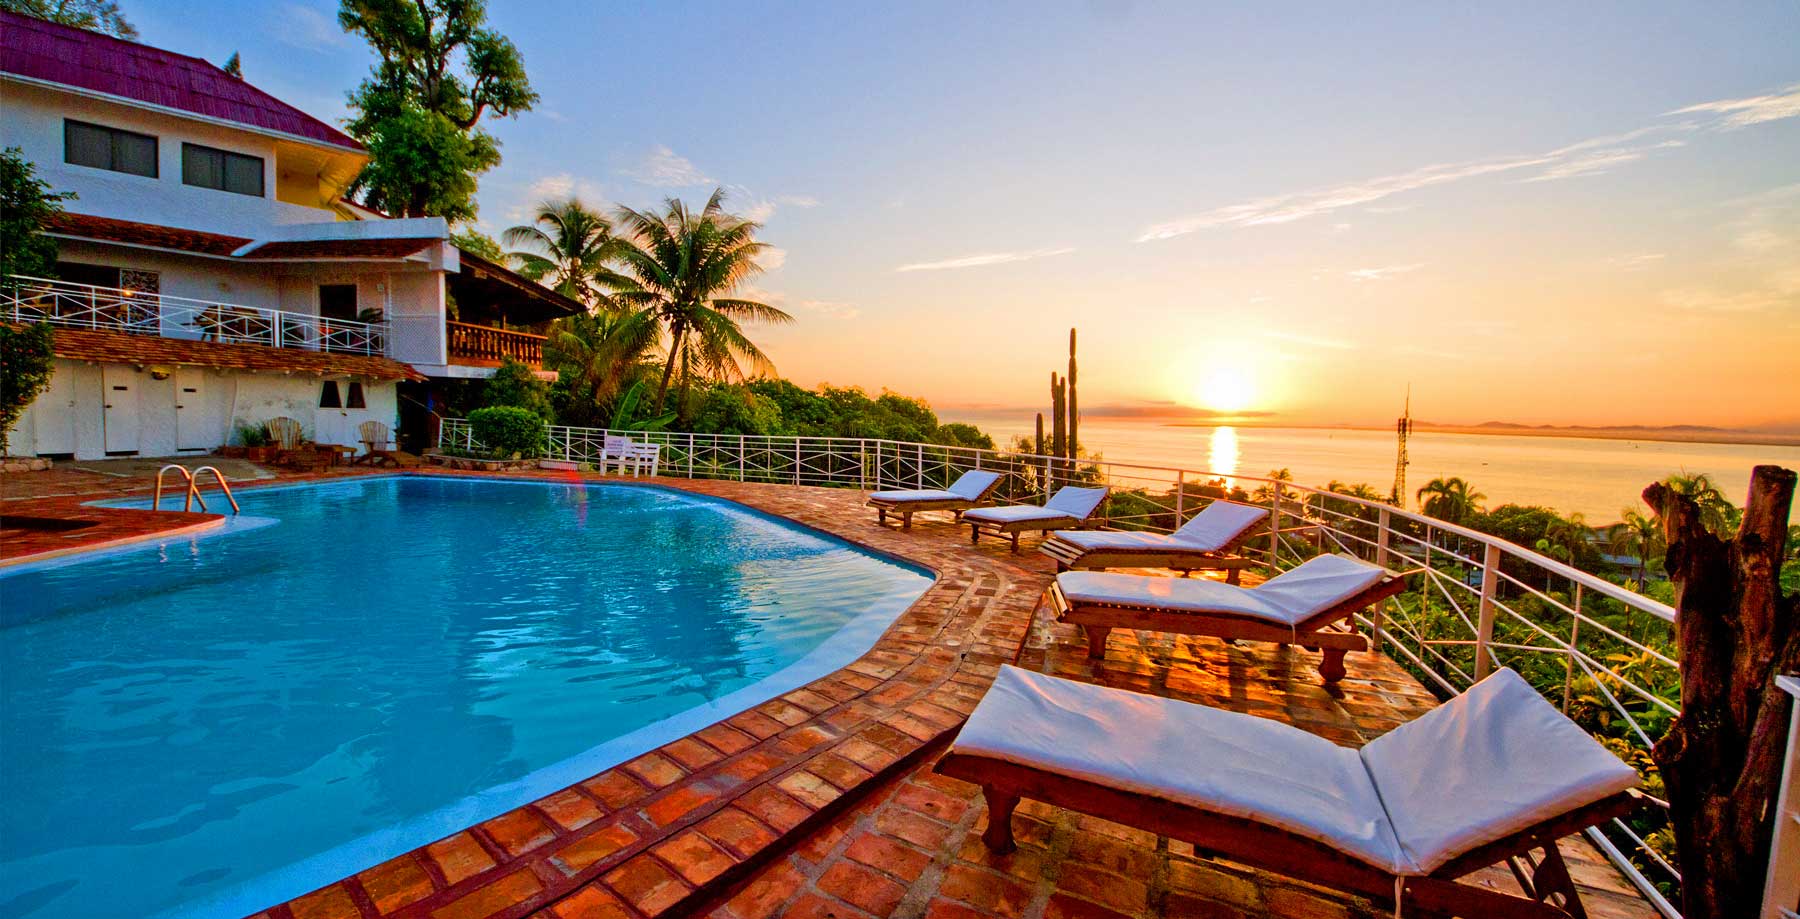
[1392,387,1413,506]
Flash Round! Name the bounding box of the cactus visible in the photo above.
[1067,328,1078,459]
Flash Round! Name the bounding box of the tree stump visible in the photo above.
[1646,464,1798,919]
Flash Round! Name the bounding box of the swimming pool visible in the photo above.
[0,476,932,919]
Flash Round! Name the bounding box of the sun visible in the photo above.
[1198,366,1256,413]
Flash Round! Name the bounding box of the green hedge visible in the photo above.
[468,405,546,458]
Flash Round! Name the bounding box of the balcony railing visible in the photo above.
[440,419,1690,916]
[447,321,545,367]
[3,276,389,356]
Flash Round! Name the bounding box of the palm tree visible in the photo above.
[611,188,793,415]
[1660,472,1738,534]
[1610,507,1664,590]
[503,199,634,308]
[543,309,658,425]
[1416,476,1485,524]
[1533,512,1590,589]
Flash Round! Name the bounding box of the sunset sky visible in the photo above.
[140,2,1799,430]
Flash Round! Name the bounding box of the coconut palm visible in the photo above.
[1610,507,1664,590]
[503,199,634,308]
[1416,476,1485,524]
[543,308,658,425]
[1533,512,1589,589]
[1659,472,1738,534]
[611,188,793,415]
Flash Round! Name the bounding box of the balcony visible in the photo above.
[3,275,388,356]
[446,320,547,368]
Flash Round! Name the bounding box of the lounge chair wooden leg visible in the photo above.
[1226,567,1241,585]
[877,508,888,526]
[1010,532,1020,553]
[954,510,965,522]
[971,525,981,545]
[979,787,1019,854]
[902,511,913,531]
[1506,837,1589,919]
[1319,647,1348,684]
[1084,626,1110,658]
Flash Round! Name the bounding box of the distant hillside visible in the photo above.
[1410,421,1800,447]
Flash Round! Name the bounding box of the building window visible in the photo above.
[64,120,158,177]
[182,143,264,197]
[318,381,342,408]
[318,284,358,321]
[345,382,367,409]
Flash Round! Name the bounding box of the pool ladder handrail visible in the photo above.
[153,464,241,514]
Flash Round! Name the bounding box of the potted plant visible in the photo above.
[237,423,276,462]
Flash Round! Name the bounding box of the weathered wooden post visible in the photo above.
[1647,464,1798,919]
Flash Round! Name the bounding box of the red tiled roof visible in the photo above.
[0,10,363,152]
[47,327,427,381]
[240,238,435,260]
[45,212,250,256]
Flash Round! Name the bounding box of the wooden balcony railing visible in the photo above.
[447,321,546,368]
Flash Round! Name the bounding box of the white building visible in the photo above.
[0,10,582,460]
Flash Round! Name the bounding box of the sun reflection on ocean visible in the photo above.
[1209,425,1240,489]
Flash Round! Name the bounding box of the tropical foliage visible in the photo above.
[338,0,536,221]
[1,0,135,37]
[1416,475,1485,524]
[1,147,73,280]
[504,200,632,306]
[466,405,545,458]
[0,322,56,456]
[610,189,793,414]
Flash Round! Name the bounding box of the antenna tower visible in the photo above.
[1392,386,1413,506]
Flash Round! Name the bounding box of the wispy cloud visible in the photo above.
[761,246,788,271]
[1348,264,1423,282]
[1263,330,1356,350]
[776,194,821,208]
[622,146,712,187]
[1608,253,1667,270]
[794,299,860,320]
[895,247,1075,272]
[502,173,608,222]
[1137,82,1800,241]
[275,2,349,51]
[1668,83,1800,129]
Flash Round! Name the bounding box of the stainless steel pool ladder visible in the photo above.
[153,464,241,514]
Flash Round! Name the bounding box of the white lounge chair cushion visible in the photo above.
[957,666,1407,873]
[870,489,964,504]
[1052,500,1266,554]
[948,470,1003,500]
[1057,554,1386,627]
[1360,667,1640,874]
[1044,486,1108,518]
[965,505,1079,526]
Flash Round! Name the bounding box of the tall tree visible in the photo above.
[612,189,793,415]
[504,199,632,308]
[1,147,73,280]
[338,0,536,222]
[544,309,657,425]
[1416,476,1485,524]
[222,52,242,78]
[0,0,136,38]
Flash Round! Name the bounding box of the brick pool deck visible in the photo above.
[0,464,1658,919]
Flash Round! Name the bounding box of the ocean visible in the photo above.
[959,419,1800,522]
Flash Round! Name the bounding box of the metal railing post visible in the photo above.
[1373,507,1391,646]
[737,436,745,481]
[1267,482,1283,566]
[1475,542,1502,680]
[1562,587,1583,712]
[915,444,924,488]
[794,439,801,485]
[1175,470,1186,525]
[859,440,868,491]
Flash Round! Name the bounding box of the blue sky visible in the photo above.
[137,2,1800,428]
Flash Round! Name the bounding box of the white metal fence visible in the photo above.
[4,275,390,356]
[441,419,1685,914]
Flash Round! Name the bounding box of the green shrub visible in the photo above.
[0,322,55,456]
[482,357,553,420]
[469,405,546,458]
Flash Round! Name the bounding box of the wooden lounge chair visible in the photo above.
[264,417,328,471]
[867,469,1004,530]
[1040,499,1269,582]
[965,485,1109,553]
[357,420,400,467]
[938,665,1643,919]
[1049,553,1406,683]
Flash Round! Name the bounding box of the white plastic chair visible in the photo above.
[627,442,661,477]
[601,435,633,474]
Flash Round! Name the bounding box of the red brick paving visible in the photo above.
[1,464,1659,919]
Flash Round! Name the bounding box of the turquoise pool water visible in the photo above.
[0,477,931,919]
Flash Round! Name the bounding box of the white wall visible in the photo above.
[12,359,398,461]
[0,81,347,236]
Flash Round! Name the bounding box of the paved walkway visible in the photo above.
[0,465,1659,919]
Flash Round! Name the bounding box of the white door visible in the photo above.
[101,366,139,454]
[175,369,209,450]
[32,366,79,455]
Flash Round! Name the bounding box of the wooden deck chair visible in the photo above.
[1048,553,1406,683]
[867,469,1004,530]
[262,416,327,471]
[1040,499,1269,583]
[357,420,399,466]
[938,665,1644,919]
[263,416,304,451]
[965,486,1109,553]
